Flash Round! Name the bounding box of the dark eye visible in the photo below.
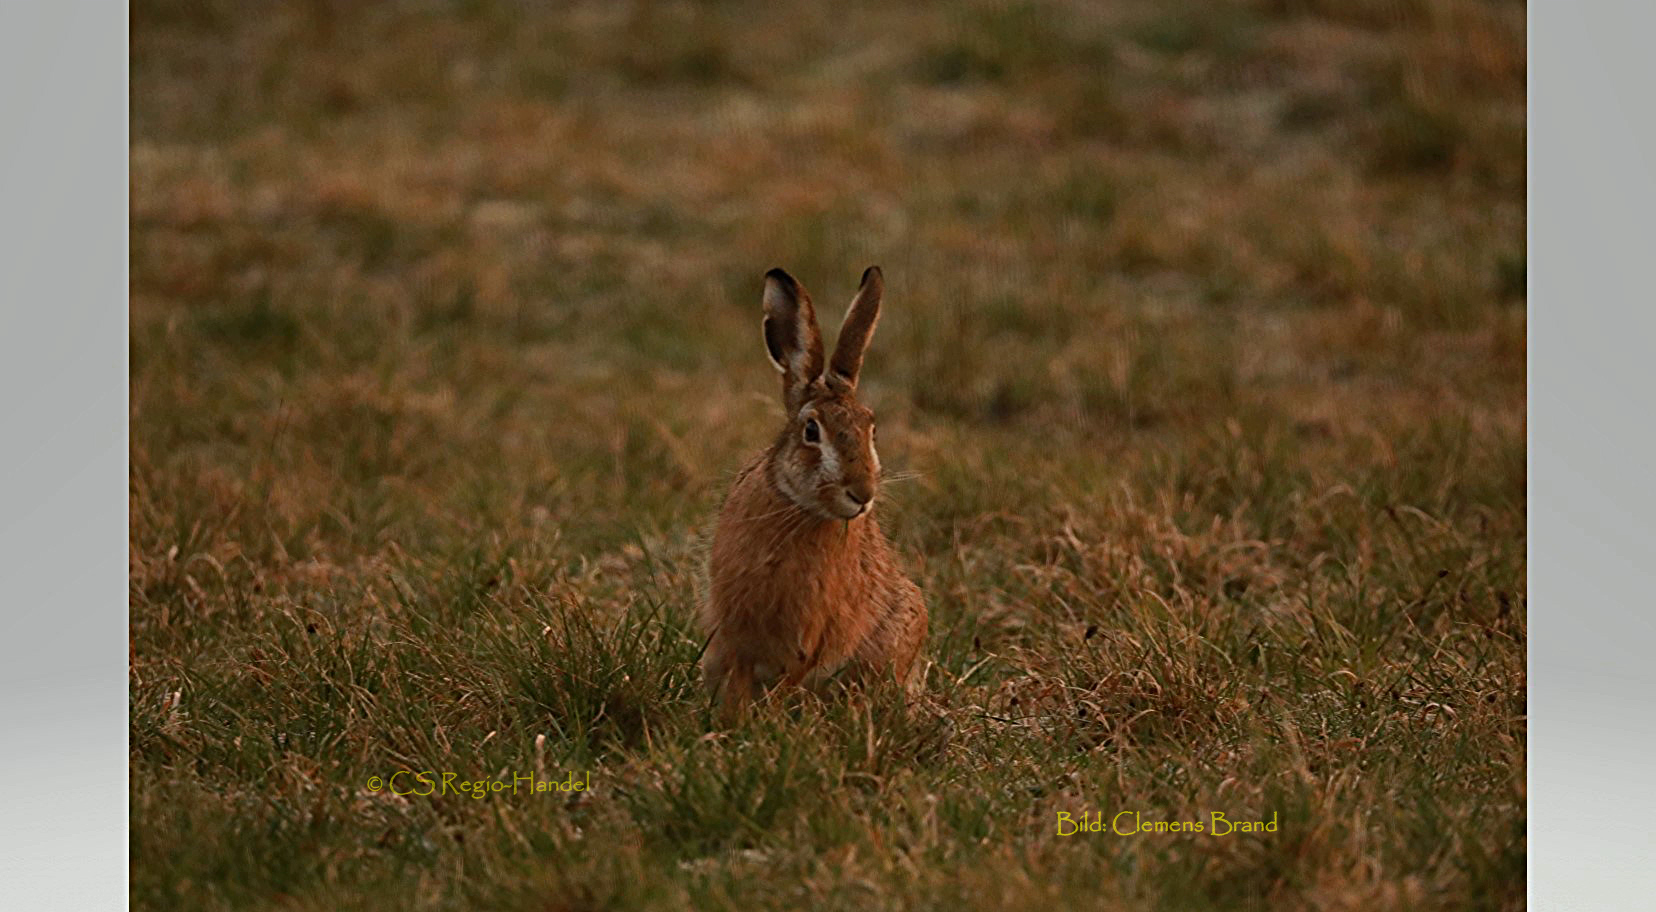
[803,419,821,444]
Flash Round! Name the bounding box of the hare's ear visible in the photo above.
[828,266,883,390]
[762,268,824,409]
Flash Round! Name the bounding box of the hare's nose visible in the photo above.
[844,489,869,506]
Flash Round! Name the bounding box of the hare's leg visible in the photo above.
[847,584,927,689]
[890,584,928,693]
[778,635,828,692]
[716,661,758,721]
[700,637,730,698]
[703,639,756,719]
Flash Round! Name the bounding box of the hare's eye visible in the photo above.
[803,419,821,444]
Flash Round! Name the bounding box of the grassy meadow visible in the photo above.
[130,1,1526,909]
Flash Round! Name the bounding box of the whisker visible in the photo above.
[721,499,804,526]
[880,471,925,485]
[746,498,804,549]
[755,506,815,558]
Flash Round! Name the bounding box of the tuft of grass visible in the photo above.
[1496,252,1526,302]
[1128,7,1258,60]
[916,3,1111,86]
[1372,99,1464,174]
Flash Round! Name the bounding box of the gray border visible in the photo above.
[2,1,1654,907]
[1530,2,1656,908]
[0,2,128,909]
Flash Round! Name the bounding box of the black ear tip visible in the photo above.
[765,267,798,288]
[861,265,882,284]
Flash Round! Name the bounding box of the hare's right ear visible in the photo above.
[762,268,824,410]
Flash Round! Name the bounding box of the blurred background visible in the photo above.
[131,0,1524,561]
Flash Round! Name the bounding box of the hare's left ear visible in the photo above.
[762,268,824,410]
[828,266,883,390]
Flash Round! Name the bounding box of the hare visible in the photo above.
[700,266,926,715]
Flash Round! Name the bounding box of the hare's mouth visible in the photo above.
[828,492,871,520]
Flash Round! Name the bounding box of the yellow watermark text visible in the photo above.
[364,771,591,799]
[1055,810,1278,836]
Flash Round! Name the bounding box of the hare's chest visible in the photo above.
[723,558,874,677]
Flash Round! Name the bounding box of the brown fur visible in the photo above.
[700,267,926,716]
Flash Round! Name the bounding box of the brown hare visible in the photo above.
[700,266,926,716]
